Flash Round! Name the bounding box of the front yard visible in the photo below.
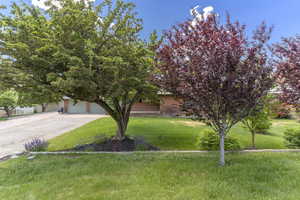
[48,117,300,151]
[1,152,300,200]
[1,117,300,200]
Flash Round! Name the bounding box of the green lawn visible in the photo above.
[48,117,300,151]
[0,117,8,121]
[0,152,300,200]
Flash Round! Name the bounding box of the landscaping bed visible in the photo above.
[71,136,159,152]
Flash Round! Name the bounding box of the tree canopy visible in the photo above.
[273,36,300,107]
[0,0,158,139]
[154,15,274,165]
[0,90,18,117]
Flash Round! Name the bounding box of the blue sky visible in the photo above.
[1,0,300,43]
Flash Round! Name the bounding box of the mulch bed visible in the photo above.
[71,137,159,152]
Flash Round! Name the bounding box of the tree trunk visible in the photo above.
[95,93,139,141]
[4,107,11,118]
[115,114,130,140]
[219,131,225,166]
[251,131,256,149]
[41,104,48,112]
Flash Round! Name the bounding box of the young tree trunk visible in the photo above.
[219,130,225,166]
[251,131,256,149]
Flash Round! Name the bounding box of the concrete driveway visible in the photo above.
[0,112,105,158]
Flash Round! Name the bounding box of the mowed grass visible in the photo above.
[0,153,300,200]
[48,117,300,151]
[0,117,7,121]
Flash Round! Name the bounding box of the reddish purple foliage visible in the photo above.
[155,15,273,136]
[273,36,300,106]
[154,15,274,165]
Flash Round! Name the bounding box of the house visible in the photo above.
[62,94,183,116]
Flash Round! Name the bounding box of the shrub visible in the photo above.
[284,129,300,148]
[24,137,48,152]
[269,99,292,119]
[255,121,272,134]
[243,104,272,135]
[198,131,241,151]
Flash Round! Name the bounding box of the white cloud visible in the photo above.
[203,6,214,20]
[190,5,215,27]
[203,6,214,14]
[32,0,95,10]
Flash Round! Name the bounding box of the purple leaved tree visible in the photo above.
[273,36,300,107]
[154,15,274,166]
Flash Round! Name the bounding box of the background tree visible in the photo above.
[273,36,300,107]
[1,56,60,112]
[18,85,61,112]
[268,94,292,119]
[154,15,273,165]
[242,101,272,149]
[0,90,18,117]
[0,0,157,140]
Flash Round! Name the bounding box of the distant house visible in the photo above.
[62,94,183,116]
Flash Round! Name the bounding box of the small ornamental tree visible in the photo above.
[0,0,157,140]
[242,102,272,149]
[273,36,300,107]
[0,90,18,117]
[155,15,273,165]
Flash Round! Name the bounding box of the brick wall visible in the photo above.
[132,102,160,112]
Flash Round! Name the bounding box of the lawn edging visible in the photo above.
[29,149,300,155]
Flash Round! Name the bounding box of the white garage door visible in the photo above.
[90,103,106,114]
[68,101,87,114]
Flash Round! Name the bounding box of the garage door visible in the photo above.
[90,103,106,114]
[68,101,87,114]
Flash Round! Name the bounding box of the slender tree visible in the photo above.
[242,102,272,149]
[0,0,157,140]
[273,36,300,107]
[154,15,273,165]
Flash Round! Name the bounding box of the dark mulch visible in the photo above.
[72,137,159,152]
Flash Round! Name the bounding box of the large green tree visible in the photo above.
[0,0,157,139]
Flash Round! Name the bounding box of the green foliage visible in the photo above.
[18,87,61,108]
[242,98,272,148]
[243,105,272,135]
[0,90,18,117]
[284,129,300,148]
[198,130,241,151]
[0,0,158,137]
